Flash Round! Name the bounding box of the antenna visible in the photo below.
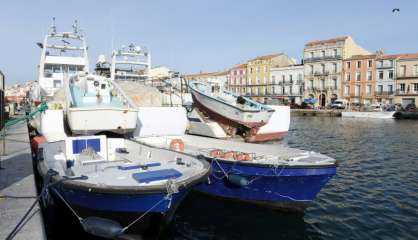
[73,20,78,34]
[51,17,57,34]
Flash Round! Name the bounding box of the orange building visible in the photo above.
[342,54,377,105]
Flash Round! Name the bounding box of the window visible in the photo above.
[367,71,372,81]
[264,66,268,72]
[333,49,338,57]
[355,85,360,96]
[256,76,260,84]
[321,50,325,57]
[309,65,314,74]
[264,87,267,95]
[414,83,418,92]
[346,73,351,81]
[332,78,337,89]
[250,68,253,73]
[357,61,361,68]
[400,83,405,92]
[346,62,351,69]
[378,71,384,80]
[289,75,293,83]
[345,85,350,95]
[366,85,371,94]
[320,79,325,90]
[68,65,77,73]
[389,70,394,79]
[298,73,302,81]
[415,65,418,75]
[378,85,383,93]
[282,75,285,81]
[240,77,243,85]
[52,65,62,73]
[239,70,243,75]
[310,80,314,89]
[257,66,260,73]
[356,72,361,81]
[368,60,372,68]
[333,63,337,73]
[388,85,393,93]
[321,64,325,73]
[234,70,237,75]
[53,79,61,88]
[272,75,276,84]
[310,52,314,58]
[378,61,383,68]
[264,76,268,84]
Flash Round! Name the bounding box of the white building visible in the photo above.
[270,64,304,104]
[149,66,171,80]
[375,55,397,104]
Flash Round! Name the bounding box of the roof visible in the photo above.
[376,53,418,60]
[248,53,283,62]
[305,36,349,47]
[230,63,247,69]
[344,54,377,61]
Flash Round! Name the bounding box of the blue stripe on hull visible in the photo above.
[194,160,336,206]
[57,187,188,213]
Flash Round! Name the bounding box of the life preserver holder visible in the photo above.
[169,139,185,152]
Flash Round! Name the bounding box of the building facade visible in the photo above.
[375,54,398,104]
[270,64,304,104]
[227,64,247,95]
[303,36,370,107]
[246,53,295,101]
[342,54,377,105]
[395,53,418,106]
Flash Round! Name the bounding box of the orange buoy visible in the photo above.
[209,149,224,158]
[169,138,185,152]
[222,151,236,160]
[235,152,252,161]
[31,136,46,159]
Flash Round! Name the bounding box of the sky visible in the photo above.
[0,0,417,85]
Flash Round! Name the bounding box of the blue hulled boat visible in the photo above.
[137,135,336,212]
[32,134,210,237]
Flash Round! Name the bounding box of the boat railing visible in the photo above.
[222,89,273,111]
[110,80,137,108]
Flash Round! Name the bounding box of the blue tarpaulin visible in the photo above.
[303,98,317,104]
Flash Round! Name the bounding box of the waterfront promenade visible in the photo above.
[0,121,46,239]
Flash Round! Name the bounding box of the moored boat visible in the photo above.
[32,134,210,237]
[136,134,337,212]
[188,81,275,140]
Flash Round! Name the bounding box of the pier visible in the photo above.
[0,120,46,239]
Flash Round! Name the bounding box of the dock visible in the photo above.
[0,120,46,240]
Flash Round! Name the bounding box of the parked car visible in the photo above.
[405,103,417,111]
[330,99,348,109]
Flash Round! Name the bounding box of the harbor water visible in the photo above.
[168,117,418,240]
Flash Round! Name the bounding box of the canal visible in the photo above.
[169,117,418,239]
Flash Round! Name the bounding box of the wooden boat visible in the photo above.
[188,81,274,138]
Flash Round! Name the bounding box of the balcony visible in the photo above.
[396,73,418,79]
[376,63,394,69]
[314,71,329,76]
[396,90,418,96]
[303,55,342,63]
[375,91,394,97]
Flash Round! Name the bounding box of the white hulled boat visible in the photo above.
[66,73,138,134]
[188,81,275,139]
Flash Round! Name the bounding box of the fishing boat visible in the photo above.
[31,134,210,237]
[188,81,275,140]
[136,134,337,212]
[341,105,395,119]
[66,73,138,134]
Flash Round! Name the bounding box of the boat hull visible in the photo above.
[194,159,336,212]
[341,111,395,119]
[68,108,138,134]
